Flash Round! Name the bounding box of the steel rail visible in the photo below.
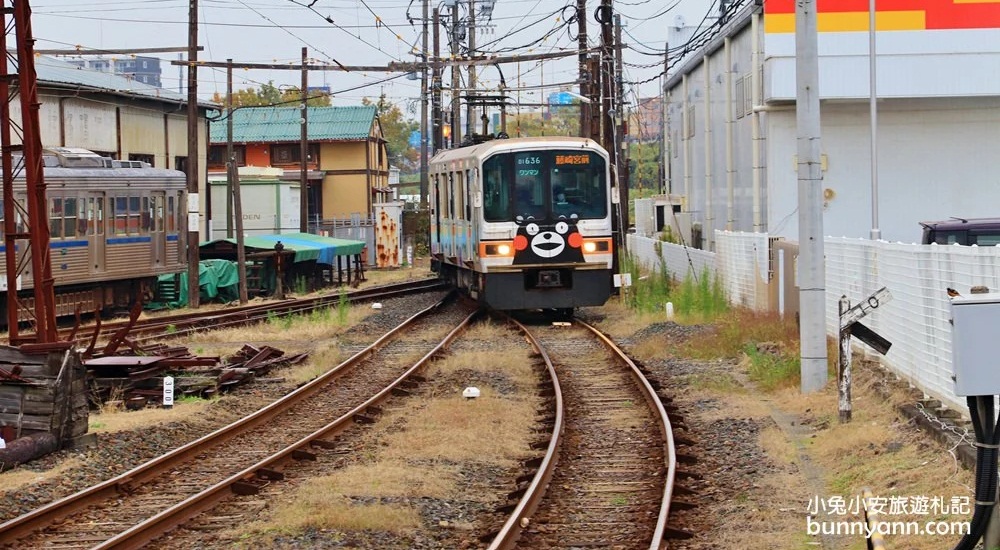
[486,317,676,549]
[0,291,455,544]
[576,318,677,549]
[56,278,447,343]
[487,314,565,550]
[94,308,480,550]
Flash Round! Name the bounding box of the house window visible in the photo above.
[129,153,154,166]
[207,145,246,168]
[270,144,319,165]
[175,156,188,174]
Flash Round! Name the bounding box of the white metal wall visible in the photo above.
[629,231,1000,414]
[627,234,717,282]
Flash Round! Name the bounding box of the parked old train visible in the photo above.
[429,137,617,312]
[1,147,187,324]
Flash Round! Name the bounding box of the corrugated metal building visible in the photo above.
[664,0,1000,248]
[7,55,216,236]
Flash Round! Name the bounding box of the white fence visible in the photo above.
[627,231,1000,413]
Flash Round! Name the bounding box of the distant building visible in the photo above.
[207,105,390,232]
[64,55,162,87]
[664,1,1000,247]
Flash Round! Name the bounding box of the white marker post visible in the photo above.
[163,376,174,409]
[838,287,893,422]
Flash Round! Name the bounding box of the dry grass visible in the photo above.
[88,398,217,433]
[377,393,538,465]
[307,462,456,499]
[0,456,84,489]
[252,490,422,537]
[283,343,344,385]
[186,304,368,347]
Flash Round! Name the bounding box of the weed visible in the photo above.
[744,342,800,391]
[165,324,177,334]
[89,421,106,429]
[337,289,349,325]
[610,495,628,506]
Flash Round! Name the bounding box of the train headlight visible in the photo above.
[480,241,515,257]
[581,239,611,253]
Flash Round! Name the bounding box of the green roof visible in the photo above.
[210,105,376,144]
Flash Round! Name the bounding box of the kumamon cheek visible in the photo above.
[514,235,529,251]
[569,233,583,248]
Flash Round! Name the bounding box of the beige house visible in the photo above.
[207,105,389,228]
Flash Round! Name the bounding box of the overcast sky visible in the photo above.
[31,0,719,117]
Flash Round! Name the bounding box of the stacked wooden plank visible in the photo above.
[0,345,87,446]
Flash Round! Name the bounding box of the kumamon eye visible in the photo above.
[555,221,569,234]
[526,223,540,235]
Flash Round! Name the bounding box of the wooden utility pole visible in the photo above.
[420,0,430,207]
[432,8,442,151]
[614,14,629,235]
[226,61,248,304]
[577,0,589,138]
[451,6,462,147]
[466,0,476,139]
[186,0,200,308]
[299,47,309,233]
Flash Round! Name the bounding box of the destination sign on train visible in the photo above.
[555,154,590,165]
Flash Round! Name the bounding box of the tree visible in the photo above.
[627,141,660,191]
[211,80,331,108]
[363,95,419,172]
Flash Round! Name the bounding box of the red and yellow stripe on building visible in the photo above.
[764,0,1000,32]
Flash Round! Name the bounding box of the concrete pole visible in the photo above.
[451,6,461,147]
[466,0,476,139]
[796,0,828,393]
[868,0,880,240]
[226,60,234,239]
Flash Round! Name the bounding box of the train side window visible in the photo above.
[154,195,164,232]
[0,200,4,239]
[167,196,176,232]
[455,171,465,221]
[96,197,105,236]
[142,197,151,232]
[128,196,141,234]
[114,197,128,235]
[50,197,64,239]
[448,172,455,219]
[464,169,472,220]
[64,197,78,237]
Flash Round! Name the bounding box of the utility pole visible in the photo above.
[420,0,430,207]
[661,41,669,194]
[466,0,476,139]
[226,60,248,305]
[795,0,828,393]
[451,6,462,147]
[614,13,629,236]
[299,47,309,233]
[186,0,200,309]
[577,0,589,138]
[432,8,442,151]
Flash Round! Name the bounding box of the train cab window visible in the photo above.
[482,157,508,221]
[153,196,164,232]
[513,152,546,220]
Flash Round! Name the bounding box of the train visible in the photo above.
[1,147,187,324]
[429,136,617,313]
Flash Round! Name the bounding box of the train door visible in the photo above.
[87,193,106,273]
[431,174,440,255]
[149,193,166,267]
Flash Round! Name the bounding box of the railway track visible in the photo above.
[0,292,475,549]
[486,314,693,549]
[51,278,448,348]
[1,305,695,548]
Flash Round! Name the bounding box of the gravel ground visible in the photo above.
[0,290,450,524]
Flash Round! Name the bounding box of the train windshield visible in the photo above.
[482,149,608,222]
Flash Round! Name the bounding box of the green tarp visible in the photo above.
[148,259,240,309]
[200,232,365,265]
